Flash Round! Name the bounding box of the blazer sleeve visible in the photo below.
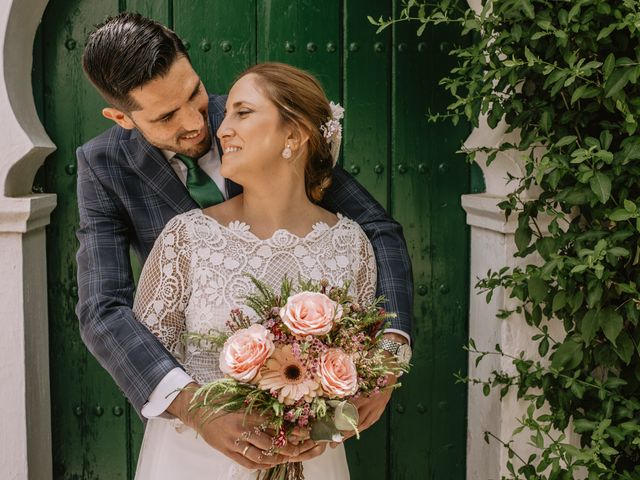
[75,146,181,415]
[321,165,414,338]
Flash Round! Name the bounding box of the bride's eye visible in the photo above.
[238,109,252,117]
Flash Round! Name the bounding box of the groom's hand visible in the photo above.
[167,384,316,469]
[354,372,397,432]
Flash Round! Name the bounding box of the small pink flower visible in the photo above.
[318,348,358,398]
[279,291,342,337]
[219,324,274,383]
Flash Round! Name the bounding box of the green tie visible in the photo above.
[175,154,225,208]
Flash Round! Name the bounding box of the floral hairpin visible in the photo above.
[320,101,344,167]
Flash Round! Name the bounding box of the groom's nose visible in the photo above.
[181,104,205,133]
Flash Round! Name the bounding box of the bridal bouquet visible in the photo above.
[184,277,407,480]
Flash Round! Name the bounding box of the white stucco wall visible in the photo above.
[0,0,56,478]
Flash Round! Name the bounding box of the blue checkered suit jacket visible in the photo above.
[76,94,413,415]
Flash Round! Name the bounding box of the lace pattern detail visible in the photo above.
[133,210,377,384]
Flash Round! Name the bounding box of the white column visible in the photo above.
[0,196,56,480]
[0,0,57,478]
[463,192,523,479]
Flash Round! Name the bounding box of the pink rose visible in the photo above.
[279,292,342,337]
[219,324,274,383]
[318,349,358,398]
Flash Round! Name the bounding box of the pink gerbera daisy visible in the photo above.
[258,345,321,405]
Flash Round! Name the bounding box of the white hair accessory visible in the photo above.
[320,101,344,167]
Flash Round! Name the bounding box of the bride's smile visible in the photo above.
[217,73,301,187]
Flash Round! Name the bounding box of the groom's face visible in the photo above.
[109,56,212,158]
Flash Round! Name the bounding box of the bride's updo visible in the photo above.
[236,63,334,203]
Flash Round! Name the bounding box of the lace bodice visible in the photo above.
[133,209,377,384]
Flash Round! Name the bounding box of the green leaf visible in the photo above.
[590,173,611,203]
[515,225,532,251]
[555,135,577,148]
[597,24,617,41]
[538,337,549,356]
[581,309,599,343]
[615,332,634,365]
[552,291,567,312]
[520,0,535,19]
[603,53,616,79]
[573,418,597,433]
[536,237,556,260]
[600,309,624,346]
[571,85,588,105]
[604,68,632,98]
[530,31,550,41]
[524,46,536,65]
[624,199,637,212]
[551,338,584,370]
[609,208,635,221]
[608,247,629,257]
[528,277,547,303]
[600,130,613,150]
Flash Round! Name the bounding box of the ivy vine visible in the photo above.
[372,0,640,478]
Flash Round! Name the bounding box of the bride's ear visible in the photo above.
[286,126,310,153]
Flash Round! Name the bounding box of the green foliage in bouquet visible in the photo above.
[372,0,640,478]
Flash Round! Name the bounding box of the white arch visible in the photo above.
[0,0,56,478]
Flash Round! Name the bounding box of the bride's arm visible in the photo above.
[133,215,192,357]
[354,229,378,307]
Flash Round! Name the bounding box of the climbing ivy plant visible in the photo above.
[372,0,640,478]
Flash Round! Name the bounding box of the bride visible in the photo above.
[133,63,378,479]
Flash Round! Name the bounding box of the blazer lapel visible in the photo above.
[120,130,197,214]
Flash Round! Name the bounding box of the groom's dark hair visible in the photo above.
[82,12,189,112]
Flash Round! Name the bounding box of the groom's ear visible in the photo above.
[102,107,136,130]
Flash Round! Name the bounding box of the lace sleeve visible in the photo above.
[133,215,192,358]
[354,227,378,307]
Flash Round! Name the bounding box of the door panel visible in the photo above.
[174,0,256,94]
[34,1,470,478]
[258,0,340,102]
[390,13,469,479]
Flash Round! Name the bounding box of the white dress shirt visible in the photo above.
[141,145,410,418]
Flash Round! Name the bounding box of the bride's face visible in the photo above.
[217,74,294,185]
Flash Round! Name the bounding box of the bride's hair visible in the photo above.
[236,63,334,203]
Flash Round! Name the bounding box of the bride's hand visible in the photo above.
[167,386,307,469]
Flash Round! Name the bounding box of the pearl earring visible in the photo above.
[281,144,292,159]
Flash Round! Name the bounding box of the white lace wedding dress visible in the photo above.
[132,209,377,480]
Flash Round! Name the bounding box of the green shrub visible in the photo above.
[373,1,640,478]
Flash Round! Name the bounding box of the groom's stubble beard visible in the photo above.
[131,111,213,159]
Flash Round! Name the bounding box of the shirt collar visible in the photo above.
[163,148,215,163]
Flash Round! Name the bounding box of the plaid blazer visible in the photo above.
[76,94,413,415]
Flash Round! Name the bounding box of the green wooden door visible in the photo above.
[33,1,471,478]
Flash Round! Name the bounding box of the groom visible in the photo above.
[77,12,413,468]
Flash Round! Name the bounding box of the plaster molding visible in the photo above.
[0,194,57,233]
[1,0,56,197]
